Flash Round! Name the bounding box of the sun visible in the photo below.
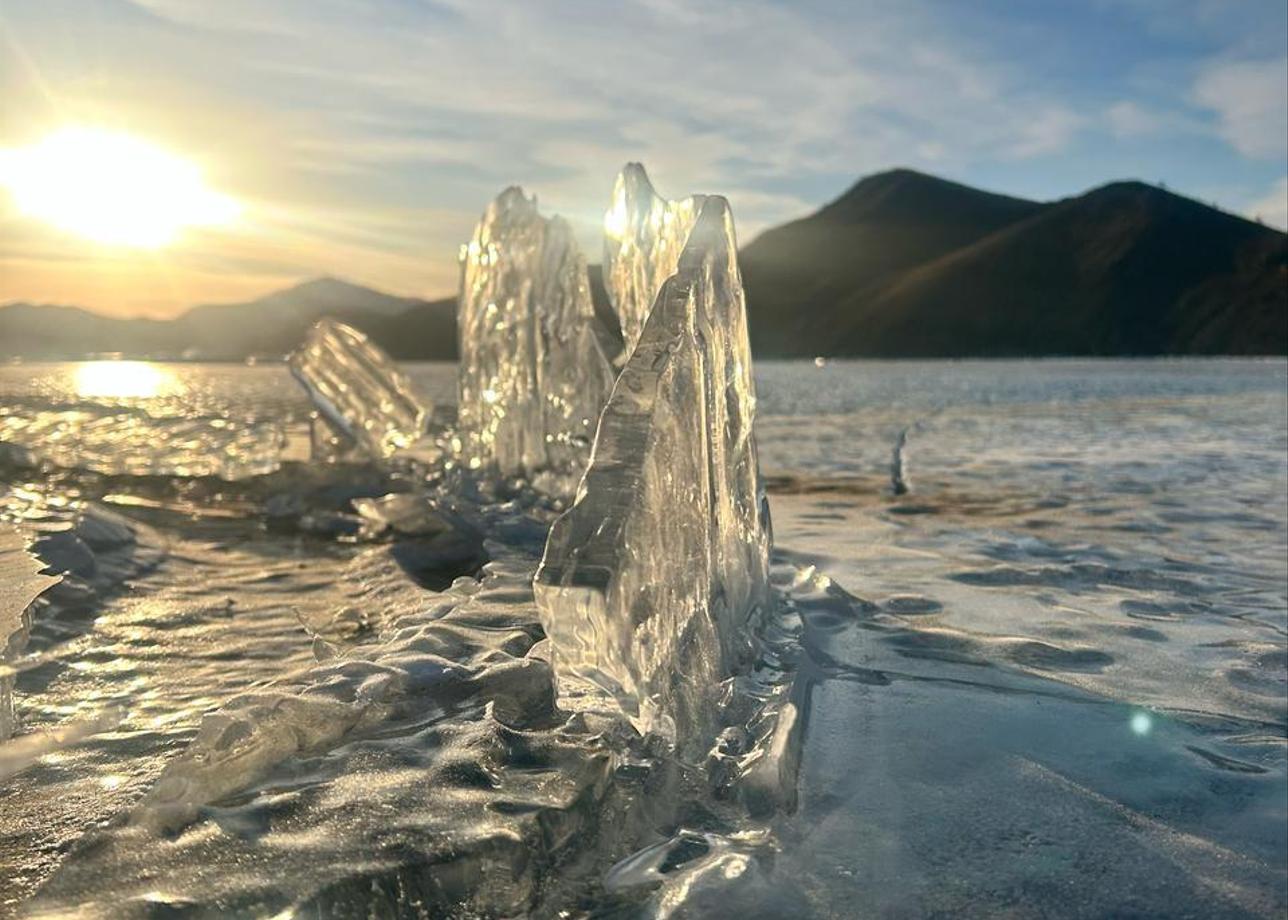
[0,127,240,248]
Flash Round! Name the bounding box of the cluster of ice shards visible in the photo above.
[456,187,616,479]
[534,196,772,746]
[603,163,706,359]
[288,319,429,460]
[280,169,771,748]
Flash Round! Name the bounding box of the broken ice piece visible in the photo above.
[351,493,481,542]
[1,527,61,741]
[603,163,706,358]
[288,319,429,459]
[535,196,772,747]
[457,187,616,479]
[308,413,361,463]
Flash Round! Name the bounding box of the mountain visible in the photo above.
[740,169,1041,346]
[741,169,1287,356]
[0,277,458,361]
[0,303,175,357]
[2,170,1284,360]
[173,277,457,360]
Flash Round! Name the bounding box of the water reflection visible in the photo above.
[0,361,284,479]
[73,361,175,400]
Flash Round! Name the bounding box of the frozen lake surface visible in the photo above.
[0,358,1284,917]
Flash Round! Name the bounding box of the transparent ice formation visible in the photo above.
[535,196,772,746]
[457,187,616,479]
[1,527,59,741]
[288,319,429,459]
[603,163,705,358]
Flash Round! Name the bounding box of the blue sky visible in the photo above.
[2,0,1285,315]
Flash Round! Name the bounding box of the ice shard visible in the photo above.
[603,163,705,358]
[534,196,772,746]
[288,319,429,459]
[1,527,60,740]
[456,187,616,479]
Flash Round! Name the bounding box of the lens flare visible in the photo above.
[1130,711,1153,736]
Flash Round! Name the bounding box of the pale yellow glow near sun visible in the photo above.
[74,361,172,399]
[0,127,240,247]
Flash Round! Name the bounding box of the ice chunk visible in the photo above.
[1,527,60,740]
[308,414,360,463]
[534,196,772,746]
[603,163,705,358]
[457,187,616,480]
[0,707,123,780]
[288,319,429,459]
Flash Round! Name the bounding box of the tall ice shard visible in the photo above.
[603,163,705,358]
[534,196,772,746]
[457,187,615,479]
[288,319,429,460]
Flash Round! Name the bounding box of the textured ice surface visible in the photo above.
[456,187,616,480]
[535,196,772,745]
[20,493,621,918]
[289,319,429,459]
[6,357,1285,917]
[0,410,284,479]
[603,163,705,358]
[0,503,152,790]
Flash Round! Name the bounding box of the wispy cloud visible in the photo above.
[1010,108,1087,158]
[1,0,1284,315]
[1192,57,1288,159]
[115,1,1100,224]
[1107,100,1166,138]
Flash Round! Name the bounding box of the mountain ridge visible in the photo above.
[2,170,1284,359]
[741,170,1286,357]
[0,277,459,361]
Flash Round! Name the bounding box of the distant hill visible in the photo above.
[741,169,1287,356]
[172,276,459,361]
[0,277,458,361]
[2,170,1284,360]
[0,303,174,357]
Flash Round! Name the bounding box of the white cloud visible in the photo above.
[1010,107,1087,158]
[1245,176,1288,230]
[1107,100,1163,137]
[117,0,1090,190]
[1192,57,1288,159]
[1105,99,1210,141]
[0,0,1154,306]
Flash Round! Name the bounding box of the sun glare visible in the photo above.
[0,127,240,247]
[74,361,173,399]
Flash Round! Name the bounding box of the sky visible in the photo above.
[1,0,1285,318]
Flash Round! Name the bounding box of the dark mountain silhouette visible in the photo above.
[740,169,1287,356]
[2,170,1283,360]
[739,169,1041,345]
